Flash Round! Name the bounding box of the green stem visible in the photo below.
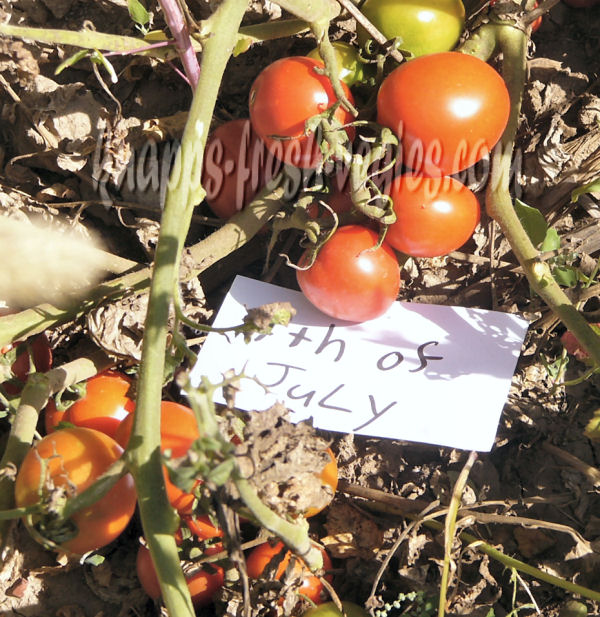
[186,378,324,572]
[0,183,284,349]
[439,452,478,617]
[271,0,340,23]
[486,25,600,366]
[310,21,358,116]
[127,1,249,615]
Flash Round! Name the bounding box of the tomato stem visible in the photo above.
[485,23,600,366]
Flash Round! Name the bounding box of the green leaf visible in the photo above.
[128,0,150,28]
[571,178,600,203]
[540,227,560,252]
[514,199,548,247]
[90,50,118,84]
[55,49,89,75]
[552,265,578,287]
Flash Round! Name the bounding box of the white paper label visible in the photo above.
[190,276,529,451]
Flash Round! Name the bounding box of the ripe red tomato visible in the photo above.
[136,543,224,607]
[177,514,225,555]
[246,541,333,605]
[45,370,135,438]
[14,427,137,555]
[377,51,510,177]
[358,0,465,58]
[115,401,200,513]
[296,225,401,322]
[385,175,481,258]
[305,447,338,517]
[249,56,355,169]
[202,119,277,219]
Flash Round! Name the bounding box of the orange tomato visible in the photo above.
[14,427,137,555]
[246,541,333,604]
[115,401,200,513]
[305,447,338,517]
[45,370,135,438]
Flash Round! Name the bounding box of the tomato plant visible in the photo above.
[246,540,333,604]
[302,601,370,617]
[14,426,137,555]
[177,514,225,555]
[202,118,277,219]
[385,175,480,258]
[136,543,224,607]
[377,51,511,177]
[297,225,401,322]
[306,41,365,87]
[358,0,465,58]
[490,0,542,31]
[45,370,135,438]
[115,400,200,513]
[561,323,600,362]
[249,56,355,169]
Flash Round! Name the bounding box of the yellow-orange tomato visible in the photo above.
[115,401,200,513]
[14,427,137,555]
[246,541,333,605]
[305,447,339,517]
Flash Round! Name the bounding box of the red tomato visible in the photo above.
[385,175,480,258]
[305,447,338,518]
[177,514,225,555]
[246,541,333,605]
[202,119,278,219]
[136,543,224,607]
[45,370,135,438]
[249,57,355,169]
[296,225,401,322]
[14,427,137,555]
[377,52,510,177]
[115,401,200,513]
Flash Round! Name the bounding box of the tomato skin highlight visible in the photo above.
[385,175,481,258]
[358,0,465,58]
[249,56,355,169]
[136,544,224,606]
[115,401,200,513]
[377,51,510,177]
[202,119,275,219]
[297,225,401,323]
[46,370,135,438]
[14,427,137,555]
[246,541,333,605]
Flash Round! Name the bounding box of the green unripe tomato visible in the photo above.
[306,41,365,86]
[358,0,465,59]
[303,602,370,617]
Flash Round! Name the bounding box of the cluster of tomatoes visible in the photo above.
[200,0,521,323]
[4,365,340,609]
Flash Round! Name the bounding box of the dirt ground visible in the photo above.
[1,1,600,616]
